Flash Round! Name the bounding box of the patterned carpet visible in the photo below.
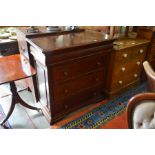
[52,82,147,129]
[0,104,11,129]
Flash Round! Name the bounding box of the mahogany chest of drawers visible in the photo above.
[105,38,150,97]
[26,31,115,124]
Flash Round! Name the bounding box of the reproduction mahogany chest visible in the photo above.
[105,38,150,97]
[26,31,115,124]
[16,27,85,102]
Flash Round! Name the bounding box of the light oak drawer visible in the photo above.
[115,45,147,64]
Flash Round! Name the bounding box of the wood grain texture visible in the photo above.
[0,54,36,84]
[27,31,115,124]
[105,38,150,97]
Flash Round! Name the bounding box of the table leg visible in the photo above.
[0,81,41,128]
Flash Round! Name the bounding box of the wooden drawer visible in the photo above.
[113,57,144,79]
[132,45,147,58]
[111,58,144,90]
[115,45,147,64]
[52,53,108,83]
[53,69,104,101]
[51,85,104,117]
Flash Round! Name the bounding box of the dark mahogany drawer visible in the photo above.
[52,53,108,83]
[53,69,105,101]
[51,85,104,117]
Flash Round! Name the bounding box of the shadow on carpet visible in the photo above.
[52,82,147,129]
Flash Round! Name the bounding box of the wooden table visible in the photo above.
[0,54,40,128]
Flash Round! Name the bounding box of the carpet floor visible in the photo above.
[52,82,147,129]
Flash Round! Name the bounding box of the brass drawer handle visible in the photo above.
[118,80,123,85]
[93,92,97,96]
[97,62,101,66]
[95,78,99,82]
[63,71,68,76]
[136,61,141,66]
[139,49,144,54]
[121,67,126,72]
[133,74,138,78]
[64,89,69,94]
[123,53,128,58]
[64,104,68,109]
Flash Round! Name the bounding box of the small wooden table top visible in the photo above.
[0,54,36,85]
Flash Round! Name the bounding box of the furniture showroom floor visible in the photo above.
[0,81,50,129]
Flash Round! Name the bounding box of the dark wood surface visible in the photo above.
[0,54,36,85]
[17,27,85,38]
[0,40,19,56]
[26,30,115,124]
[29,30,114,54]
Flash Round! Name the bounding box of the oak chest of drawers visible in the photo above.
[105,38,150,97]
[26,31,115,124]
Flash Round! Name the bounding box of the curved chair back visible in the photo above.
[143,61,155,92]
[126,93,155,129]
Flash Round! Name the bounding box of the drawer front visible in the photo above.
[53,69,105,101]
[52,53,108,83]
[115,45,147,64]
[111,58,144,90]
[112,57,144,79]
[51,85,104,116]
[132,45,147,58]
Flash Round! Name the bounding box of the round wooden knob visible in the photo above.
[123,53,128,58]
[136,61,141,65]
[118,80,123,85]
[133,74,138,78]
[139,49,143,54]
[63,71,68,76]
[121,67,126,72]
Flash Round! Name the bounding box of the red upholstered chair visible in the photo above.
[126,61,155,129]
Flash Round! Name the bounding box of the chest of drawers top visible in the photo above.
[28,30,114,54]
[113,38,150,50]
